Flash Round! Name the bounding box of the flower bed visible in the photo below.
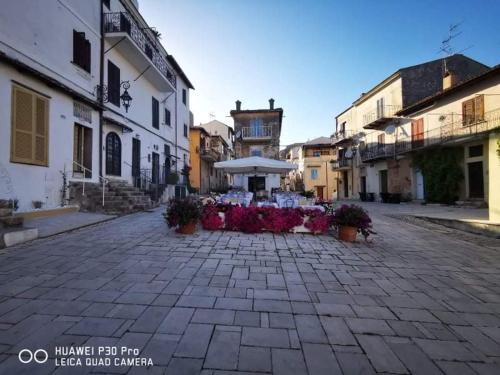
[201,203,331,234]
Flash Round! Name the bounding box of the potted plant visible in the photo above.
[331,204,372,242]
[165,197,201,234]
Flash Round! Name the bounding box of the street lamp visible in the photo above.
[120,81,132,113]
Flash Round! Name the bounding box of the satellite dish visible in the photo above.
[235,130,242,140]
[385,125,396,135]
[344,149,353,159]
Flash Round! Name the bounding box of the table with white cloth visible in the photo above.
[257,201,279,208]
[219,192,253,207]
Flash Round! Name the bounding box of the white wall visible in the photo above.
[0,65,100,211]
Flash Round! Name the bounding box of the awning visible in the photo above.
[214,156,297,174]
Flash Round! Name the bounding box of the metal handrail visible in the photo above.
[241,125,273,138]
[362,104,402,127]
[72,161,109,207]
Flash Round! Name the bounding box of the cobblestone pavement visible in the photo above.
[0,206,500,374]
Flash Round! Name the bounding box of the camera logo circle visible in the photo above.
[18,349,48,364]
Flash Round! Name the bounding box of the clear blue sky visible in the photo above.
[140,0,500,147]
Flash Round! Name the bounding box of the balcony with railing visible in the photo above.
[360,143,395,162]
[241,125,273,140]
[396,107,500,154]
[103,12,176,91]
[331,129,355,146]
[200,145,219,162]
[331,157,352,170]
[362,104,402,129]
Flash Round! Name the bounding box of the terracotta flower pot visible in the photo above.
[177,221,197,234]
[338,226,357,242]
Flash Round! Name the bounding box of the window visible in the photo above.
[107,60,120,107]
[152,97,159,129]
[73,124,92,178]
[184,124,188,137]
[73,30,91,73]
[250,118,264,137]
[164,144,171,176]
[250,146,262,157]
[462,95,484,126]
[311,169,318,180]
[10,85,49,166]
[313,150,321,157]
[376,97,385,118]
[182,89,187,105]
[469,145,483,158]
[164,108,171,126]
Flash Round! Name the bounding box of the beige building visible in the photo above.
[280,143,304,191]
[302,137,337,201]
[397,65,500,219]
[334,55,489,201]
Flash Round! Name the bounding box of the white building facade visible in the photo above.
[0,0,193,212]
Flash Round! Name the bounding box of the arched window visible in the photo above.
[106,132,121,176]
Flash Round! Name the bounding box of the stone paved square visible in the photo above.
[1,206,500,374]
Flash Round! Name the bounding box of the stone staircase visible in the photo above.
[69,180,156,215]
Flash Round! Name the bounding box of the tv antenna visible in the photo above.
[209,112,215,120]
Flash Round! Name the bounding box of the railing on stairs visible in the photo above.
[123,162,167,202]
[72,161,109,207]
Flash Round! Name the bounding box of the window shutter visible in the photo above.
[11,86,48,166]
[474,94,484,122]
[34,97,48,165]
[73,30,79,65]
[462,98,475,126]
[11,87,34,162]
[84,39,91,73]
[108,61,120,107]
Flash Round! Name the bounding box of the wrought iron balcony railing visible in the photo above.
[360,143,395,162]
[331,129,355,144]
[241,125,273,139]
[331,157,352,170]
[362,104,402,129]
[104,12,176,88]
[396,107,500,153]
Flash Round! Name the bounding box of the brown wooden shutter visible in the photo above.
[34,96,48,165]
[474,94,484,122]
[462,98,474,126]
[11,86,34,163]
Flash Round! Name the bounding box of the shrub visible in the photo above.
[260,207,304,233]
[201,203,224,230]
[330,204,372,238]
[302,208,331,234]
[165,197,201,228]
[224,205,246,231]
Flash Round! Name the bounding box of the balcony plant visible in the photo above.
[165,197,201,234]
[330,204,372,242]
[201,203,224,230]
[302,208,331,235]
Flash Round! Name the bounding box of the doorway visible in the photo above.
[379,170,388,194]
[132,138,141,187]
[342,171,349,198]
[248,176,265,193]
[316,186,325,200]
[360,176,367,194]
[468,161,484,198]
[105,132,121,176]
[152,152,160,184]
[415,170,424,200]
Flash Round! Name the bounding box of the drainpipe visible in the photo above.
[98,0,104,177]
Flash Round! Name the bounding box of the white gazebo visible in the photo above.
[214,156,297,195]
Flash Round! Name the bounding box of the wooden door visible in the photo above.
[468,161,484,198]
[380,170,388,194]
[152,152,160,184]
[316,186,324,200]
[105,132,121,176]
[132,138,141,187]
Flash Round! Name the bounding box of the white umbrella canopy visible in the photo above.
[214,156,297,174]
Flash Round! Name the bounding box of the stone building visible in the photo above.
[229,99,283,193]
